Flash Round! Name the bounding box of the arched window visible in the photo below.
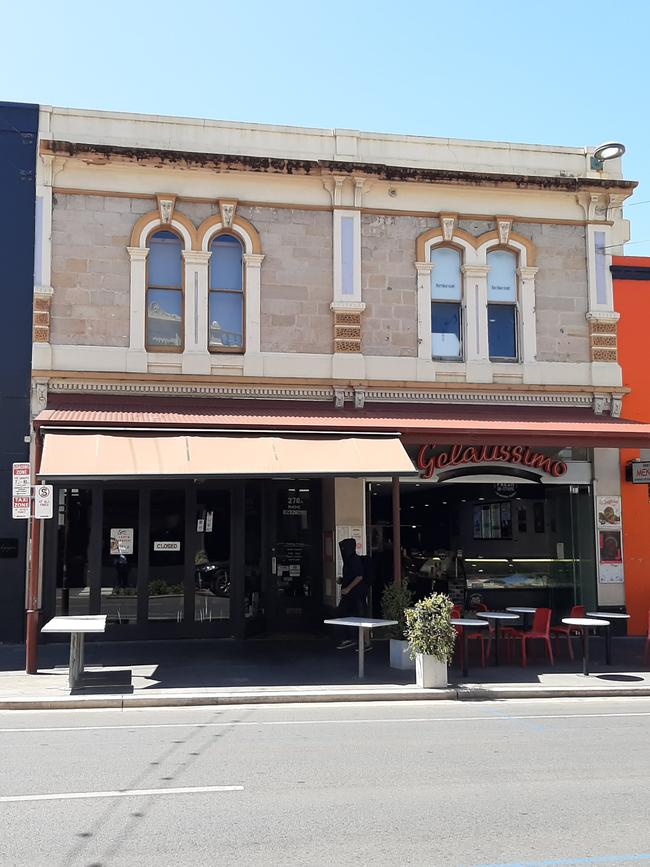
[487,250,518,360]
[209,234,244,351]
[430,246,462,359]
[146,230,183,351]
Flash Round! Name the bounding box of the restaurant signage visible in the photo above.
[631,461,650,483]
[417,444,568,480]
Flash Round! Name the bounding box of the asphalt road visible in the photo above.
[1,698,650,867]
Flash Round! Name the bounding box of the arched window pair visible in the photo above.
[145,231,245,352]
[430,246,518,361]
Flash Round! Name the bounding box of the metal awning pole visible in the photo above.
[392,476,401,585]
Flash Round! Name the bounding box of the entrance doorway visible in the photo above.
[266,481,322,633]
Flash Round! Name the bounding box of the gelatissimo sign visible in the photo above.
[417,444,568,480]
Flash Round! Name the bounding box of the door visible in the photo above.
[266,481,322,632]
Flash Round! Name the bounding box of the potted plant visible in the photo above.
[404,593,456,688]
[381,582,415,670]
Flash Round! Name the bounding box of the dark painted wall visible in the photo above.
[0,102,38,643]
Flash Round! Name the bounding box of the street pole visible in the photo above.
[25,431,43,674]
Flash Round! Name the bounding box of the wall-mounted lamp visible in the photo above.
[590,141,626,171]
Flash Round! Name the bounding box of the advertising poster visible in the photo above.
[596,496,624,583]
[596,496,622,530]
[110,528,134,555]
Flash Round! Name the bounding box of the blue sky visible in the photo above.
[5,0,650,253]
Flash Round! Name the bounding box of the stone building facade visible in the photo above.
[25,106,650,651]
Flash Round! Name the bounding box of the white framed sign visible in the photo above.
[110,528,134,555]
[34,485,53,519]
[153,541,181,552]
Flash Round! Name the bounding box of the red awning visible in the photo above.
[34,399,650,448]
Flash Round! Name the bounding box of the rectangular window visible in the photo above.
[430,246,463,360]
[488,304,517,359]
[146,288,183,350]
[431,301,462,358]
[341,216,355,296]
[209,235,244,352]
[101,490,139,625]
[209,292,244,349]
[148,489,185,622]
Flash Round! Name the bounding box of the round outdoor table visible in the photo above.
[585,611,630,665]
[562,617,610,676]
[451,618,488,677]
[476,612,520,666]
[506,607,537,631]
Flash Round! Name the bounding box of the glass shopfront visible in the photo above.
[42,478,323,640]
[368,446,598,615]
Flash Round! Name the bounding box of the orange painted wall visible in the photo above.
[613,255,650,634]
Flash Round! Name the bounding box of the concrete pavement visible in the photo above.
[1,637,650,709]
[1,697,650,866]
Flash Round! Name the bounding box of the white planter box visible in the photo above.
[389,639,415,670]
[415,653,448,688]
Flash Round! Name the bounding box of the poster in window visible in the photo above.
[110,528,134,556]
[599,530,622,564]
[596,496,622,530]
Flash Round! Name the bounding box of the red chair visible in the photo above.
[508,607,554,667]
[465,603,491,667]
[550,605,586,660]
[644,611,650,666]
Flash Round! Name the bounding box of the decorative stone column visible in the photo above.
[462,264,490,363]
[518,266,539,363]
[126,246,149,372]
[243,252,265,356]
[415,261,433,360]
[182,250,211,375]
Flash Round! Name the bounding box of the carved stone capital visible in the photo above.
[127,246,149,262]
[243,253,265,268]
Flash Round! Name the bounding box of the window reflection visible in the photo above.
[56,488,92,616]
[148,489,185,621]
[194,490,231,621]
[101,490,139,625]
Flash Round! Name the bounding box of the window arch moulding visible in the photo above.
[476,228,538,364]
[197,205,264,358]
[127,202,198,373]
[415,224,480,362]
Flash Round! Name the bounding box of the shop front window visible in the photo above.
[55,488,92,616]
[149,489,185,622]
[194,489,231,622]
[273,486,314,599]
[101,490,139,625]
[245,481,263,619]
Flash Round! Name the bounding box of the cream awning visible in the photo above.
[38,433,416,480]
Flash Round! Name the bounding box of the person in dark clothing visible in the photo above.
[336,538,370,651]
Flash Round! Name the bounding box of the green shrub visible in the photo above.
[381,582,414,640]
[404,593,456,662]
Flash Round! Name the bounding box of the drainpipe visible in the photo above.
[392,475,401,585]
[25,429,43,674]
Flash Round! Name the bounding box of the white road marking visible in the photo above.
[2,710,650,734]
[0,785,243,803]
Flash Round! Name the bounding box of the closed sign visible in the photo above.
[153,541,181,552]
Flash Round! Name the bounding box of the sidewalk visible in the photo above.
[1,637,649,709]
